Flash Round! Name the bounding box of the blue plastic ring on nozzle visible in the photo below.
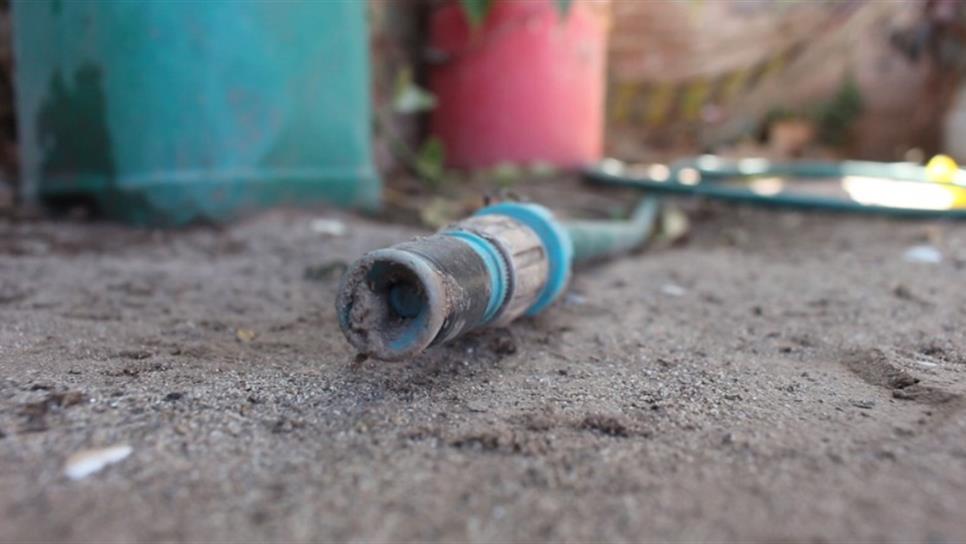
[443,230,508,324]
[474,202,574,315]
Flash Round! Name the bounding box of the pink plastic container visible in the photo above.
[429,0,608,169]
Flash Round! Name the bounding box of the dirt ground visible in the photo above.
[1,190,966,543]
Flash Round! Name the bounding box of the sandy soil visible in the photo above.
[1,195,965,542]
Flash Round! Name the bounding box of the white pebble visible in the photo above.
[660,284,687,297]
[64,445,133,480]
[903,245,943,264]
[310,218,347,237]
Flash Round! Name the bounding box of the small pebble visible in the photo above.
[903,245,943,264]
[660,284,687,297]
[565,293,587,306]
[64,445,133,480]
[310,219,347,237]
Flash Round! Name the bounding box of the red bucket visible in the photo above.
[429,0,609,169]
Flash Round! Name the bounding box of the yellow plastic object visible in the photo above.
[926,154,959,183]
[925,155,966,209]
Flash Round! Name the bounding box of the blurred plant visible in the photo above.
[814,76,863,147]
[889,0,966,69]
[392,67,436,115]
[490,162,523,187]
[390,69,453,187]
[414,136,447,187]
[459,0,573,26]
[373,64,454,189]
[760,76,863,150]
[761,107,801,128]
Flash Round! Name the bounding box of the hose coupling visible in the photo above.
[336,203,573,360]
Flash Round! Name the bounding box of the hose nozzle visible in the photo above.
[337,203,572,361]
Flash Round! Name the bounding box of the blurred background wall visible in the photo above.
[1,0,964,213]
[606,0,966,161]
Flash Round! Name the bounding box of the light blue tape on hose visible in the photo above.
[443,230,507,324]
[474,203,573,315]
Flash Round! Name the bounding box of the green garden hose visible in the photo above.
[585,155,966,219]
[564,197,661,263]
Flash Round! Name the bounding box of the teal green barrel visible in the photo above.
[11,0,379,226]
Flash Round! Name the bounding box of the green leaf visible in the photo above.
[414,137,446,184]
[554,0,573,16]
[460,0,492,27]
[815,76,863,147]
[392,67,437,114]
[462,0,569,25]
[490,161,524,187]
